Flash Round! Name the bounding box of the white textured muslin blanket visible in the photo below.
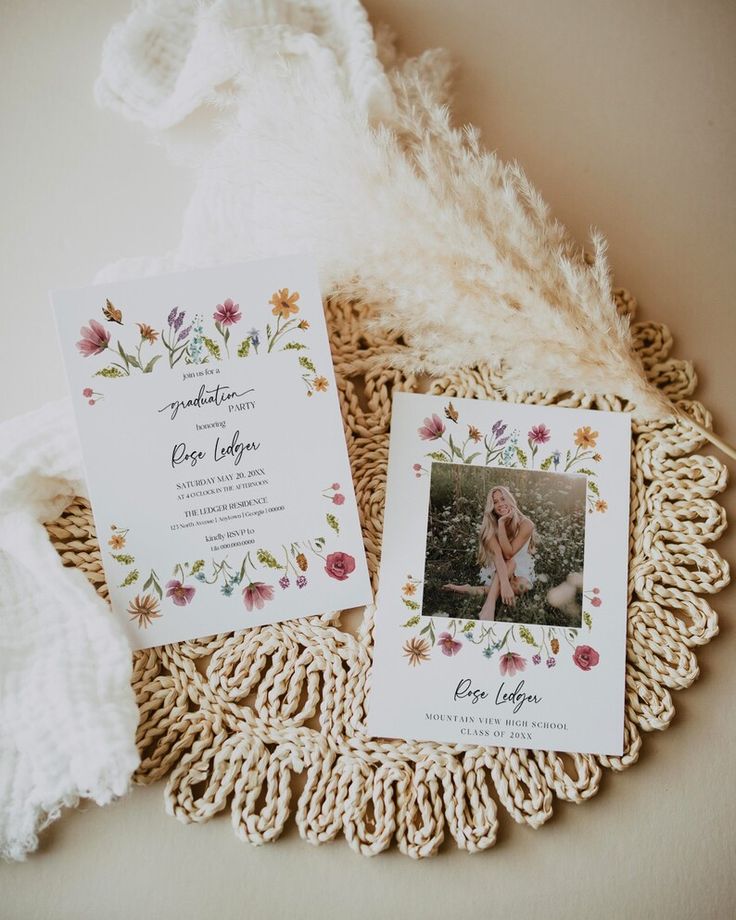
[0,401,139,861]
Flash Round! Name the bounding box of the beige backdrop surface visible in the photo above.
[1,1,734,918]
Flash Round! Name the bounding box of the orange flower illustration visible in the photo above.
[137,323,159,343]
[403,637,431,667]
[468,425,482,443]
[127,594,161,628]
[574,426,599,449]
[403,582,417,596]
[108,534,126,549]
[313,376,329,392]
[298,319,310,330]
[270,288,300,318]
[596,499,608,513]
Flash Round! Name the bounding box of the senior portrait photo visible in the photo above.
[422,463,587,628]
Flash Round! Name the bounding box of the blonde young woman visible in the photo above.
[443,486,537,621]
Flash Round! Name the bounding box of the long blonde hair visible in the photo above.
[477,486,536,566]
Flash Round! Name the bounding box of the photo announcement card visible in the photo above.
[53,256,371,650]
[367,392,631,755]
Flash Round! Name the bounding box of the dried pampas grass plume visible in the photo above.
[96,2,732,455]
[374,53,734,455]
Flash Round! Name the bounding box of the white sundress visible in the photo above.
[479,537,536,587]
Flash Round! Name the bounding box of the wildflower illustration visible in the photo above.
[127,594,161,629]
[78,285,326,400]
[399,401,612,663]
[213,298,242,358]
[403,636,432,667]
[242,581,275,611]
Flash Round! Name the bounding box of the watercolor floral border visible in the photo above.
[112,481,356,630]
[401,400,608,673]
[76,288,330,403]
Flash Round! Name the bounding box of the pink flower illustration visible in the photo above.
[412,463,421,471]
[324,551,356,581]
[76,319,110,357]
[573,645,600,671]
[418,414,445,441]
[591,596,602,607]
[213,298,242,325]
[332,493,345,505]
[528,424,551,445]
[242,581,274,611]
[592,587,600,594]
[165,579,196,606]
[331,483,340,490]
[82,387,93,398]
[499,652,526,677]
[437,632,462,656]
[532,653,542,665]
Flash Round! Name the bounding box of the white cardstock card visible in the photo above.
[367,392,631,756]
[53,256,371,650]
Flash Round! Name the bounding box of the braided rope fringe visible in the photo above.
[44,288,729,858]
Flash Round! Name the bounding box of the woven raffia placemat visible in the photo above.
[44,286,729,857]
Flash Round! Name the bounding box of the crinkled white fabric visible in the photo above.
[95,0,393,131]
[0,400,140,861]
[92,0,405,285]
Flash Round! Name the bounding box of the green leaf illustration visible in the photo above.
[587,481,600,496]
[583,612,593,629]
[576,468,597,476]
[427,450,450,461]
[203,337,221,359]
[519,625,537,646]
[94,366,125,378]
[402,615,421,627]
[326,513,340,534]
[190,559,205,574]
[256,548,283,569]
[119,569,139,587]
[402,597,420,610]
[298,355,316,373]
[142,570,163,599]
[111,553,135,565]
[420,621,436,644]
[447,433,463,459]
[515,447,528,467]
[540,455,553,471]
[465,452,481,464]
[142,355,162,374]
[237,338,251,357]
[282,342,307,350]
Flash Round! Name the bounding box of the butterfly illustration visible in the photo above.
[444,401,459,423]
[102,299,123,324]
